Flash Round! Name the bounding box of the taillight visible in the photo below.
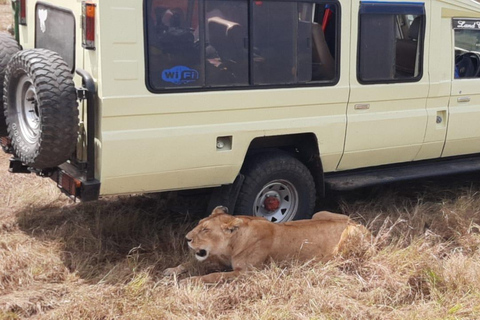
[82,2,96,50]
[19,0,27,25]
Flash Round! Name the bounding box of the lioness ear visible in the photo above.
[222,218,243,233]
[210,205,229,217]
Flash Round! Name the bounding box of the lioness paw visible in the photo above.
[163,265,186,277]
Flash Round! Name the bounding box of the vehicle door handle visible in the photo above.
[354,104,370,110]
[457,97,471,103]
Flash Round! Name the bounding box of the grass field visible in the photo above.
[1,6,480,319]
[2,144,480,319]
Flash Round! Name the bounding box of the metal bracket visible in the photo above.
[9,158,31,174]
[77,88,88,101]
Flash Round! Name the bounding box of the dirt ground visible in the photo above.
[0,3,13,32]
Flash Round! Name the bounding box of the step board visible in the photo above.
[324,155,480,191]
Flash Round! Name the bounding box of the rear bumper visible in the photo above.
[8,158,100,201]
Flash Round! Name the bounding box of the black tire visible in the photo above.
[235,151,316,222]
[0,32,21,136]
[3,49,78,169]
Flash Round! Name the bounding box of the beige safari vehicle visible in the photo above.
[2,0,480,222]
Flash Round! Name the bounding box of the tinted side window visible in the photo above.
[358,2,425,83]
[145,0,340,91]
[453,19,480,79]
[253,1,338,85]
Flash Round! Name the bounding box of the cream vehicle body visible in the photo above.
[2,0,480,222]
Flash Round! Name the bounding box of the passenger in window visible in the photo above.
[147,0,203,89]
[311,23,335,81]
[205,1,249,86]
[153,8,195,56]
[311,4,336,81]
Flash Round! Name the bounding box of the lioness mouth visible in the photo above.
[196,249,207,258]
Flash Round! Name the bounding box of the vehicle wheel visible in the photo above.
[0,32,21,136]
[235,152,316,222]
[3,49,78,169]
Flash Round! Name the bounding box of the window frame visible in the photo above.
[452,18,480,80]
[356,1,426,85]
[143,0,342,94]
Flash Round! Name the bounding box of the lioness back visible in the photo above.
[264,216,351,262]
[311,211,350,221]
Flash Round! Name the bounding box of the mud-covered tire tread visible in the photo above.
[235,151,316,221]
[3,49,78,169]
[0,32,21,136]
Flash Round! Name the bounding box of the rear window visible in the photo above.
[144,0,340,92]
[35,3,76,72]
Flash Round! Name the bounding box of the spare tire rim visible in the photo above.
[253,179,299,223]
[16,75,40,144]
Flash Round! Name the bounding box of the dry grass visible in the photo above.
[2,146,480,319]
[0,2,11,32]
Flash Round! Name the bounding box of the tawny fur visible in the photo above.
[164,206,370,283]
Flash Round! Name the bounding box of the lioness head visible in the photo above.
[185,206,243,262]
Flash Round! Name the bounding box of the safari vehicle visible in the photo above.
[2,0,480,223]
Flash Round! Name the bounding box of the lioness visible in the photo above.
[164,206,370,283]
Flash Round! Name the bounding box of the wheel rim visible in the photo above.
[253,179,299,223]
[15,75,40,144]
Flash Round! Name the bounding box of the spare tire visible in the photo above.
[0,32,21,136]
[3,49,78,169]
